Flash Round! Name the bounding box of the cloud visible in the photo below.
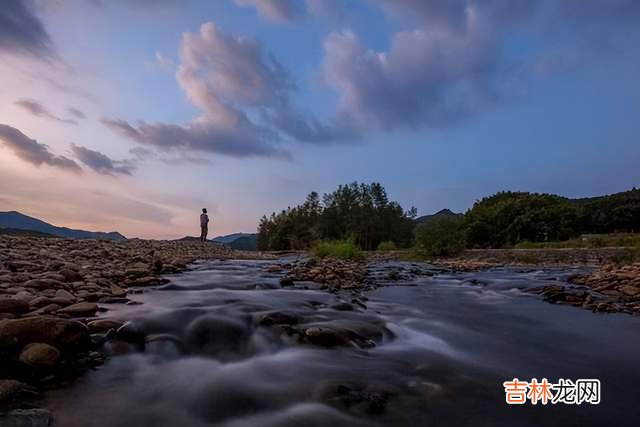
[104,22,348,159]
[319,0,640,132]
[321,23,498,131]
[233,0,301,22]
[71,144,134,176]
[0,0,55,58]
[102,117,286,158]
[0,123,82,172]
[67,107,86,119]
[14,99,79,125]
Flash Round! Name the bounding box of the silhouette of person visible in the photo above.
[200,208,210,242]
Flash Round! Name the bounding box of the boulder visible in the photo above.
[0,299,29,316]
[0,317,89,357]
[23,278,67,290]
[87,319,123,333]
[618,285,640,297]
[57,302,98,317]
[18,343,60,370]
[0,380,33,406]
[58,268,83,282]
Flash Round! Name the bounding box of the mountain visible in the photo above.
[0,211,126,241]
[415,209,463,224]
[0,228,56,238]
[212,232,258,251]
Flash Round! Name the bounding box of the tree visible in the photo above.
[257,182,415,251]
[414,216,465,256]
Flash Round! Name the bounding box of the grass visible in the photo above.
[514,233,640,249]
[377,241,397,252]
[310,240,363,260]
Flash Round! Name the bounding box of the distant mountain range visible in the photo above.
[415,208,463,224]
[212,232,258,251]
[0,211,126,241]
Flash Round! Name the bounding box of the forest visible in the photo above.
[258,184,640,254]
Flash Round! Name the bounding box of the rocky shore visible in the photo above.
[434,247,633,270]
[547,262,640,315]
[269,258,368,291]
[0,236,245,422]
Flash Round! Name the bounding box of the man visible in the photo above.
[200,208,210,242]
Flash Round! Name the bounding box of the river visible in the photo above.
[46,258,640,426]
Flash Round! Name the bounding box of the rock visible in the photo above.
[18,343,60,370]
[28,297,51,308]
[54,289,76,301]
[0,408,53,427]
[0,317,89,356]
[0,380,33,406]
[0,299,29,315]
[87,319,123,333]
[22,279,67,290]
[265,265,283,273]
[331,303,355,311]
[125,263,151,278]
[293,320,391,349]
[57,302,98,317]
[258,311,301,326]
[279,277,295,287]
[110,285,126,297]
[58,268,83,282]
[186,315,250,356]
[618,285,640,297]
[125,276,167,287]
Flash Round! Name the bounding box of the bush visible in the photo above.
[377,241,397,252]
[414,216,465,257]
[311,240,363,260]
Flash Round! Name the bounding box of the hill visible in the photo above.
[212,233,258,251]
[0,228,56,238]
[0,211,126,241]
[415,209,463,224]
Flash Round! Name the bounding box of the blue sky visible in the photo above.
[0,0,639,238]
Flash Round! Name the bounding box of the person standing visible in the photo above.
[200,208,210,242]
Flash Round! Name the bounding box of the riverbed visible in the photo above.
[46,259,640,426]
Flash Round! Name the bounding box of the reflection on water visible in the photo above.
[48,260,640,426]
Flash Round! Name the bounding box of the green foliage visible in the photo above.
[414,216,466,257]
[377,241,397,251]
[576,188,640,234]
[464,192,580,248]
[310,240,363,260]
[258,182,416,251]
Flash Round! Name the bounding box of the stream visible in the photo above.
[46,259,640,426]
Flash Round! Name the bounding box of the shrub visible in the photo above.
[377,241,397,252]
[311,240,363,260]
[414,216,465,257]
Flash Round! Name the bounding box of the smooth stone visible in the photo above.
[0,380,33,405]
[18,343,60,370]
[0,317,89,356]
[87,319,123,333]
[57,302,98,317]
[0,299,29,315]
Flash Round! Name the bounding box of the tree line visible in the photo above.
[419,188,640,254]
[258,183,640,254]
[257,182,416,251]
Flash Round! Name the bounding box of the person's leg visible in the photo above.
[200,227,205,242]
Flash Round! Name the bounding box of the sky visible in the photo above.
[0,0,639,239]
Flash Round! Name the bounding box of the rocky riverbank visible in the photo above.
[547,262,640,315]
[0,236,248,422]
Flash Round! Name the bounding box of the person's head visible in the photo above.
[202,208,207,214]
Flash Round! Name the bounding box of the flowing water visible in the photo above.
[47,259,640,426]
